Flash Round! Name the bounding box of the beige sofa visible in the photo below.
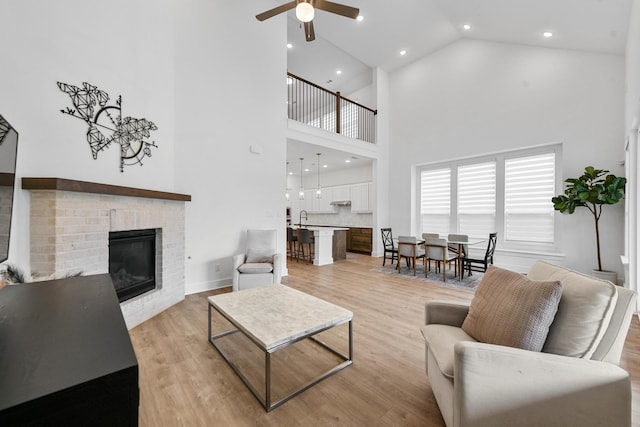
[421,261,637,427]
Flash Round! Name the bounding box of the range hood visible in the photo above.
[330,200,351,206]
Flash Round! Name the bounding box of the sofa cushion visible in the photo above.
[462,265,563,352]
[420,324,477,378]
[246,248,275,263]
[527,261,618,358]
[237,263,273,274]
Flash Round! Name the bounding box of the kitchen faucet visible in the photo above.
[299,210,308,226]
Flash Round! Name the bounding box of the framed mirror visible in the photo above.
[0,114,18,263]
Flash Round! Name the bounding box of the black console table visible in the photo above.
[0,274,139,426]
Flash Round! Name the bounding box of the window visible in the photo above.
[504,153,556,243]
[418,145,560,250]
[458,162,496,239]
[420,168,450,236]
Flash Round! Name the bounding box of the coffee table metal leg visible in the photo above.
[265,352,271,410]
[209,301,352,412]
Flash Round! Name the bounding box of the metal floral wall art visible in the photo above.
[57,81,158,172]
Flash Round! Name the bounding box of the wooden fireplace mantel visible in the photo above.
[22,177,191,202]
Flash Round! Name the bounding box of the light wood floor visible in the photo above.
[129,254,640,426]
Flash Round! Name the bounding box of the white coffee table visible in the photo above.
[207,285,353,411]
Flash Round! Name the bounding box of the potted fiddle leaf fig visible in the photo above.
[552,166,626,281]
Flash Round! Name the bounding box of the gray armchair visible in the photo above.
[232,229,281,292]
[421,261,636,427]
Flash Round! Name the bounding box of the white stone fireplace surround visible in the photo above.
[23,178,191,329]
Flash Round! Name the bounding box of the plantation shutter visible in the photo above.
[458,162,496,239]
[504,152,555,243]
[420,168,451,236]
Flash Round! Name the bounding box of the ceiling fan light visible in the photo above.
[296,2,314,23]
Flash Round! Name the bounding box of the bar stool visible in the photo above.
[286,227,298,258]
[296,228,315,264]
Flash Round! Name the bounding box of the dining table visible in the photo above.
[442,237,487,281]
[395,235,487,280]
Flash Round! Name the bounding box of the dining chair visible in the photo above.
[422,233,439,239]
[462,232,497,277]
[397,236,425,276]
[422,233,440,271]
[425,237,458,282]
[447,233,468,256]
[380,228,398,266]
[447,233,468,276]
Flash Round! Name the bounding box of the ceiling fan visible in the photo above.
[256,0,360,42]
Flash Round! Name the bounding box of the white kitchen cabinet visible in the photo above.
[350,182,372,212]
[303,190,315,212]
[304,188,335,213]
[315,187,334,212]
[332,185,350,202]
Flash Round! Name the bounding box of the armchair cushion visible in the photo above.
[245,248,275,263]
[461,265,563,352]
[420,324,476,378]
[528,261,618,358]
[237,262,273,274]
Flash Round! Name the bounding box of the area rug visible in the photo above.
[371,263,483,291]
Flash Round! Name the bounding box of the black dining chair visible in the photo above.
[380,228,398,266]
[462,232,497,278]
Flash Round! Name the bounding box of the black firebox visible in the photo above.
[109,228,157,303]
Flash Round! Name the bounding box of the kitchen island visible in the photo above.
[292,226,349,266]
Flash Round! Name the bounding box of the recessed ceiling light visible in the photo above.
[288,171,293,175]
[323,164,328,168]
[463,24,471,31]
[345,159,351,163]
[543,31,553,38]
[286,43,293,49]
[356,15,363,22]
[304,168,310,172]
[399,50,407,56]
[336,70,342,75]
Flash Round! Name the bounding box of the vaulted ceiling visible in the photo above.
[273,0,633,170]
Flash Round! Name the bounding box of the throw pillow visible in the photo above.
[246,248,275,263]
[461,265,563,352]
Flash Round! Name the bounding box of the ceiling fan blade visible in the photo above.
[255,1,297,21]
[304,21,316,42]
[313,0,359,19]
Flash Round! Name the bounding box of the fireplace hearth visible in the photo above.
[109,228,157,302]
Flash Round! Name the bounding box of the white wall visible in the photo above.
[389,39,625,276]
[1,0,176,267]
[173,1,287,293]
[626,0,640,131]
[624,0,640,302]
[1,1,288,295]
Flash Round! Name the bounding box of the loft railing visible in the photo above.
[287,72,377,144]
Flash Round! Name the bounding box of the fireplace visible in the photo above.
[109,228,157,303]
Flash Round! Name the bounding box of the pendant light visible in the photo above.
[298,157,305,200]
[285,162,290,201]
[315,153,322,198]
